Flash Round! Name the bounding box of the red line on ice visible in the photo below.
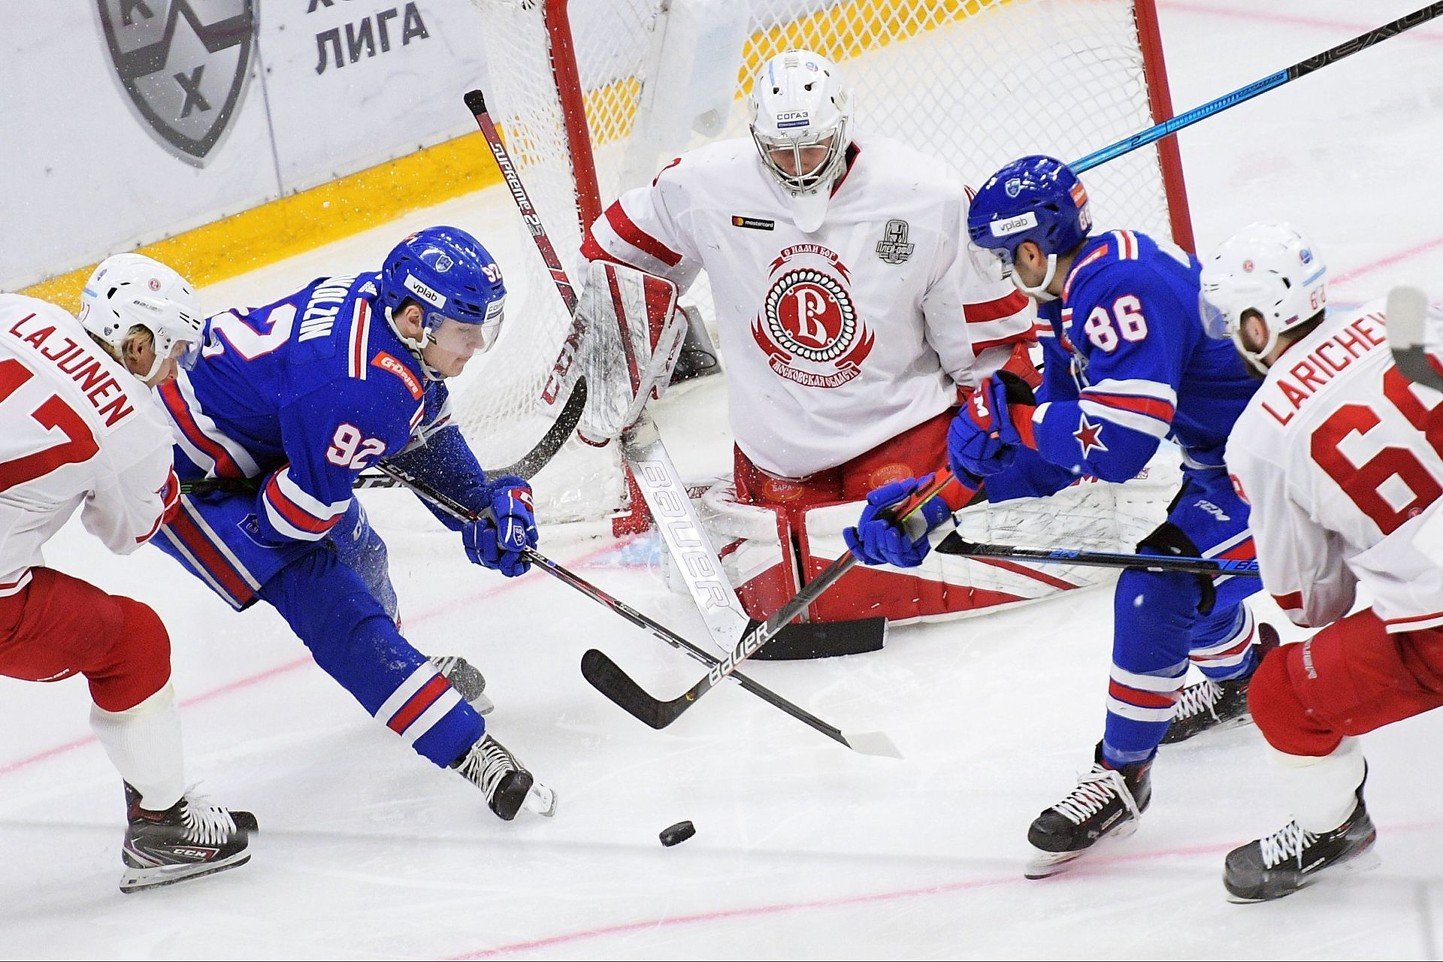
[0,538,629,778]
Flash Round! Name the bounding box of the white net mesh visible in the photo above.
[460,0,1184,523]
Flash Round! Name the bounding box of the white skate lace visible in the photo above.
[1053,765,1142,825]
[180,797,240,846]
[466,736,523,802]
[1259,820,1316,868]
[1173,679,1224,721]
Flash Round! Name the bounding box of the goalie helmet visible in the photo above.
[79,253,204,383]
[378,226,507,378]
[967,155,1093,299]
[748,49,853,233]
[1199,222,1327,370]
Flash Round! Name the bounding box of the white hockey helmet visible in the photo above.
[747,48,853,232]
[1199,222,1328,370]
[80,253,205,382]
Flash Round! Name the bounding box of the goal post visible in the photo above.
[456,0,1194,526]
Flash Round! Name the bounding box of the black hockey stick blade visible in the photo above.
[580,649,680,729]
[580,648,902,758]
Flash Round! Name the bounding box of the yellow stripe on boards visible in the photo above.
[22,130,503,314]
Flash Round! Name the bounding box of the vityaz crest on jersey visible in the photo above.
[752,244,875,389]
[98,0,255,164]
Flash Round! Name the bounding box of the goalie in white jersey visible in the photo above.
[0,255,254,892]
[1200,223,1443,902]
[583,48,1043,628]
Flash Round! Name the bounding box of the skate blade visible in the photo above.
[1025,819,1140,879]
[1025,849,1084,879]
[524,781,558,818]
[1161,713,1254,746]
[1225,843,1382,903]
[119,852,250,894]
[471,692,495,716]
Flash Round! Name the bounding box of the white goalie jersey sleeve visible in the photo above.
[1226,301,1443,633]
[581,136,1032,479]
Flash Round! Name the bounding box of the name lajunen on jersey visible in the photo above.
[4,311,134,426]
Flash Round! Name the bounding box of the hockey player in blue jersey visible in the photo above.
[847,156,1276,874]
[150,226,554,822]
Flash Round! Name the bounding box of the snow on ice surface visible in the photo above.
[5,1,1443,958]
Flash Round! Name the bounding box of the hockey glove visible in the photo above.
[461,475,538,578]
[947,371,1037,481]
[843,474,954,568]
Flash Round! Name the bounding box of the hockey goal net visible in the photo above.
[454,0,1192,526]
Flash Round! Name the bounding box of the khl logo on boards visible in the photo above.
[98,0,255,164]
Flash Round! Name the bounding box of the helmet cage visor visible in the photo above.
[422,299,504,358]
[751,120,848,195]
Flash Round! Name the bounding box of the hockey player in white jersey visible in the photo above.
[1201,222,1443,902]
[0,254,254,892]
[583,48,1052,631]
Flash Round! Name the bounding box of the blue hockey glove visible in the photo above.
[947,372,1037,481]
[842,474,954,568]
[461,475,537,578]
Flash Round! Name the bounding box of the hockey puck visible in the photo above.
[659,820,696,847]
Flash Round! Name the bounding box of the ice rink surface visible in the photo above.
[5,1,1443,958]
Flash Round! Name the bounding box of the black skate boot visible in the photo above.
[1026,743,1152,879]
[452,734,557,821]
[1223,784,1378,902]
[430,655,494,715]
[1162,623,1280,745]
[119,783,256,893]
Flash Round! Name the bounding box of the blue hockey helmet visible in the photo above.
[379,226,507,370]
[967,156,1093,297]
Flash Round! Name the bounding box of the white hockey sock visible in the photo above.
[90,683,186,812]
[1268,736,1366,834]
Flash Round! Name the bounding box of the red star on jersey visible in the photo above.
[1073,414,1108,457]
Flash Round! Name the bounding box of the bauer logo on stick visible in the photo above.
[98,0,255,165]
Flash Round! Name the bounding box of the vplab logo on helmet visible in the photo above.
[98,1,255,165]
[990,212,1038,237]
[403,274,447,309]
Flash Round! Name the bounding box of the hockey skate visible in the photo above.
[119,783,256,893]
[1026,744,1152,879]
[1162,624,1280,745]
[452,733,557,821]
[430,655,494,715]
[1223,785,1378,902]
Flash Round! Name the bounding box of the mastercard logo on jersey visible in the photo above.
[732,216,775,231]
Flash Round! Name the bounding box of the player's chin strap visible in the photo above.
[382,305,445,381]
[1013,254,1060,303]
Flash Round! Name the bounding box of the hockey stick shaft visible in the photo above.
[1386,285,1443,392]
[935,533,1260,577]
[1073,4,1443,174]
[368,460,894,755]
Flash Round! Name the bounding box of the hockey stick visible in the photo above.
[933,533,1260,577]
[466,88,765,656]
[371,459,900,758]
[1386,285,1443,392]
[1073,4,1443,174]
[580,471,963,729]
